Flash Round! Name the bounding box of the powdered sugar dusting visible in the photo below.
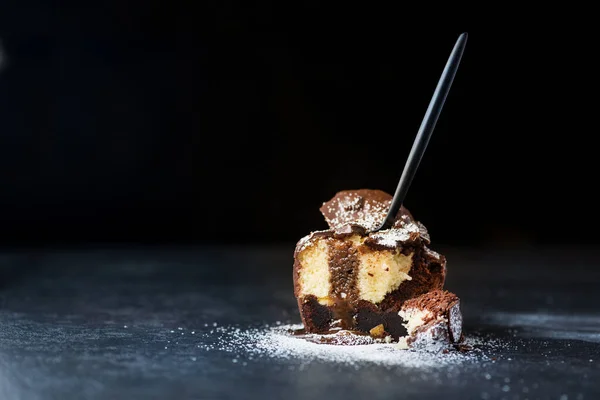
[296,234,311,252]
[197,324,491,368]
[425,246,442,260]
[369,222,420,248]
[299,329,379,345]
[324,192,390,231]
[369,229,411,247]
[409,322,455,353]
[417,221,431,243]
[296,230,331,253]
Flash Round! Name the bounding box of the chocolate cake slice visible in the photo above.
[398,290,463,351]
[293,189,447,341]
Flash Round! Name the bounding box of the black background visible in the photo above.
[0,4,597,248]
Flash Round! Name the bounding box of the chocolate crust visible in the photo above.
[402,289,459,314]
[403,290,463,346]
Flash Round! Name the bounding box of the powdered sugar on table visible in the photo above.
[197,324,492,368]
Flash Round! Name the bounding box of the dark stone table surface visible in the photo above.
[1,245,599,399]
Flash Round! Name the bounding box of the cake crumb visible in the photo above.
[369,324,385,338]
[397,337,409,350]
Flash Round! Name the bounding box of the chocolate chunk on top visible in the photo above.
[320,189,413,232]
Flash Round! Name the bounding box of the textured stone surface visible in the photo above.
[1,247,600,399]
